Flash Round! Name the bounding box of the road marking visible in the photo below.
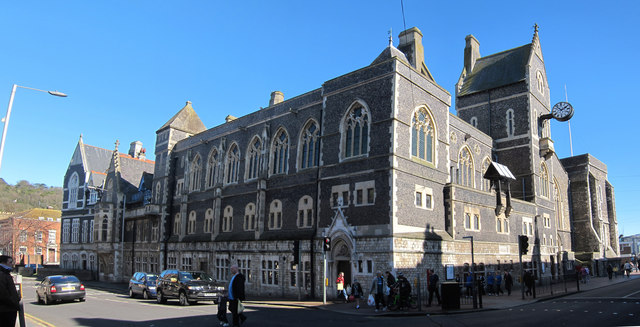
[623,290,640,298]
[598,312,602,314]
[613,312,618,315]
[25,313,56,327]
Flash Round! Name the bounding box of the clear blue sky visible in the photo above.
[1,1,638,235]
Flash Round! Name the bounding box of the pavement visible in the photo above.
[28,270,640,317]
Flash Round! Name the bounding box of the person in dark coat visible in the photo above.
[427,269,440,306]
[0,255,20,327]
[524,270,534,296]
[228,264,246,327]
[607,264,613,280]
[385,271,396,306]
[504,270,514,296]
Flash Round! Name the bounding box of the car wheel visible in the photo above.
[179,291,189,306]
[79,297,86,302]
[129,288,135,298]
[157,290,166,304]
[37,293,43,304]
[43,295,50,305]
[143,290,150,300]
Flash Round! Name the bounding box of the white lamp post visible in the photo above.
[0,84,67,175]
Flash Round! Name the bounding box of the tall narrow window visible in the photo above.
[536,71,545,95]
[269,200,283,230]
[101,216,108,241]
[300,120,320,169]
[188,211,197,234]
[506,109,515,137]
[246,137,262,180]
[222,206,233,232]
[204,209,214,233]
[481,158,491,191]
[68,173,79,209]
[244,203,256,231]
[271,129,289,175]
[343,102,370,158]
[458,147,475,188]
[411,106,436,163]
[540,163,549,198]
[71,219,79,243]
[225,144,240,184]
[206,149,219,188]
[174,213,181,235]
[297,196,313,228]
[155,182,162,203]
[554,180,563,230]
[470,117,478,128]
[189,154,202,192]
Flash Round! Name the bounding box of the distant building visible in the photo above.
[0,208,61,265]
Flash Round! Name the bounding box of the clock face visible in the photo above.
[551,102,574,121]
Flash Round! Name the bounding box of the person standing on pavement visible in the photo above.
[624,261,632,278]
[427,269,440,307]
[369,272,386,312]
[524,270,533,296]
[495,271,503,295]
[336,272,346,302]
[0,255,20,327]
[351,279,363,309]
[486,272,495,296]
[384,271,396,306]
[228,264,246,327]
[607,264,613,280]
[504,270,513,296]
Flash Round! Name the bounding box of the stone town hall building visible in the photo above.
[61,27,618,298]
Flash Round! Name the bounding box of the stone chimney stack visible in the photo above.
[269,91,284,107]
[129,141,143,158]
[464,35,481,74]
[398,27,426,72]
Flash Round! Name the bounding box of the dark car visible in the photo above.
[156,270,226,306]
[129,272,158,299]
[36,275,86,305]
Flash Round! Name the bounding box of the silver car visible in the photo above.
[36,275,86,305]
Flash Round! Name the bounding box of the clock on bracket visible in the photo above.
[551,102,574,121]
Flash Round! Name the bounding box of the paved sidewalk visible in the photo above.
[28,270,639,317]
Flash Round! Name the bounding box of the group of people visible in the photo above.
[464,270,515,297]
[336,270,415,312]
[606,260,636,280]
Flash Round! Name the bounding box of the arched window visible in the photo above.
[244,203,256,231]
[68,173,79,209]
[343,102,370,158]
[458,147,475,188]
[188,211,196,234]
[470,117,478,128]
[225,144,240,184]
[540,163,549,198]
[506,109,515,137]
[206,149,219,188]
[300,120,320,169]
[269,200,282,230]
[105,179,113,202]
[554,179,563,230]
[246,137,262,180]
[536,71,545,95]
[271,129,289,175]
[101,216,108,241]
[411,106,436,164]
[297,196,314,228]
[204,209,214,233]
[222,206,233,232]
[174,213,181,235]
[155,182,162,203]
[481,158,491,191]
[189,154,202,192]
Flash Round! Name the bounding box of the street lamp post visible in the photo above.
[0,84,67,174]
[463,236,477,309]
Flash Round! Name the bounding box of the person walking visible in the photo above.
[486,272,495,296]
[624,261,632,278]
[504,270,513,296]
[524,270,533,297]
[369,272,386,312]
[495,271,503,295]
[384,271,396,307]
[613,264,619,278]
[427,269,440,307]
[465,274,473,297]
[351,279,363,309]
[228,264,246,327]
[0,255,20,327]
[336,272,346,302]
[607,264,613,280]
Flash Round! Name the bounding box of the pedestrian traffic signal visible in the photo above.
[519,235,529,255]
[323,237,331,252]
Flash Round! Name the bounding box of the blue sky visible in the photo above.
[1,1,638,235]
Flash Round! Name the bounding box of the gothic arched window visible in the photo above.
[244,203,256,231]
[481,158,491,191]
[269,200,282,230]
[189,154,202,192]
[206,149,219,188]
[271,129,289,175]
[343,102,370,159]
[297,196,314,228]
[300,120,320,169]
[540,163,549,198]
[246,137,262,180]
[225,144,240,184]
[68,173,79,209]
[458,147,475,188]
[411,106,435,164]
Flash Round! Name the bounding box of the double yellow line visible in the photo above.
[24,313,56,327]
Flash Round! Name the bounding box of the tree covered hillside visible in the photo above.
[0,179,62,213]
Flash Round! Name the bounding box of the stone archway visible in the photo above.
[332,237,354,289]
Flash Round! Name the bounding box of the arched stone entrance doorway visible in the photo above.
[332,236,354,291]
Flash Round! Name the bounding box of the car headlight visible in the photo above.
[188,286,204,291]
[216,286,225,291]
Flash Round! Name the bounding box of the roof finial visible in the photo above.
[532,23,540,43]
[388,28,393,47]
[115,139,120,151]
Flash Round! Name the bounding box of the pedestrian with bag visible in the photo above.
[0,255,20,327]
[384,271,396,307]
[351,279,363,309]
[369,272,386,312]
[228,264,246,327]
[336,272,347,302]
[427,269,440,307]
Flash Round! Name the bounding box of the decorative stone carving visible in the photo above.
[450,132,457,143]
[474,144,480,155]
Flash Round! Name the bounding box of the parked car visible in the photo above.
[36,275,86,305]
[156,270,226,306]
[129,272,158,299]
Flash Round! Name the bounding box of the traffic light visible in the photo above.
[519,235,529,255]
[323,237,331,252]
[293,240,300,264]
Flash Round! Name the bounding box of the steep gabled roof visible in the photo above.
[158,101,206,135]
[371,44,410,66]
[82,144,112,176]
[116,154,155,195]
[458,44,532,97]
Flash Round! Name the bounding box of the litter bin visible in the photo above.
[440,282,460,310]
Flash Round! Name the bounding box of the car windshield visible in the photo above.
[49,276,80,283]
[179,271,214,282]
[147,275,158,281]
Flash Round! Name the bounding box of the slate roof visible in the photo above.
[117,154,155,195]
[82,144,112,177]
[158,101,206,134]
[458,44,532,96]
[371,44,410,66]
